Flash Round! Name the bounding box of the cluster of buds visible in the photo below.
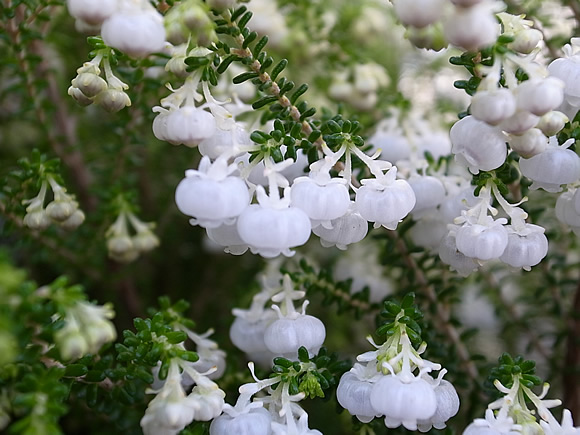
[68,54,131,113]
[337,295,459,431]
[22,177,85,231]
[105,204,159,263]
[328,62,391,111]
[463,354,580,435]
[164,0,219,47]
[141,358,225,435]
[54,300,117,360]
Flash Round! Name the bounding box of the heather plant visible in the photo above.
[2,0,580,434]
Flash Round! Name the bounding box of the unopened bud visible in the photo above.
[71,73,108,98]
[68,86,94,106]
[133,231,160,252]
[23,210,51,230]
[94,89,131,113]
[46,200,78,222]
[60,209,86,230]
[537,111,569,136]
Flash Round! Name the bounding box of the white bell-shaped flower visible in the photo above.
[290,177,350,228]
[409,215,448,250]
[370,375,437,431]
[519,139,580,192]
[510,28,543,54]
[237,186,312,258]
[556,190,580,234]
[263,314,326,359]
[337,371,379,423]
[175,156,250,228]
[471,88,517,126]
[417,378,460,432]
[101,7,166,58]
[438,233,479,276]
[210,407,272,435]
[408,175,446,217]
[206,223,249,255]
[508,128,548,158]
[574,189,580,215]
[391,0,447,28]
[450,116,507,174]
[548,45,580,107]
[199,124,250,159]
[416,131,452,159]
[499,225,548,270]
[312,205,368,250]
[67,0,117,25]
[455,220,508,261]
[367,131,411,164]
[229,316,274,354]
[161,107,217,147]
[439,186,478,223]
[463,409,522,435]
[516,77,565,116]
[499,110,540,134]
[444,4,499,52]
[355,168,416,230]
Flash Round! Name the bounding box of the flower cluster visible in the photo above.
[230,272,326,368]
[210,361,322,435]
[464,354,580,435]
[68,50,131,113]
[105,200,159,263]
[337,295,459,431]
[22,176,85,231]
[54,300,117,360]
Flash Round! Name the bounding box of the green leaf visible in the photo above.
[238,11,253,29]
[230,5,247,21]
[64,364,88,377]
[298,346,310,363]
[233,71,259,84]
[252,95,279,110]
[254,36,268,55]
[270,59,288,81]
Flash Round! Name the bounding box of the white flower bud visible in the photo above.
[45,199,77,222]
[23,210,52,230]
[510,28,543,54]
[508,128,548,158]
[55,320,89,360]
[198,125,249,160]
[471,89,517,126]
[556,191,580,233]
[66,0,117,25]
[229,316,274,354]
[133,230,160,252]
[368,131,411,164]
[450,116,507,174]
[392,0,447,28]
[60,209,86,230]
[263,314,326,359]
[536,111,568,136]
[68,86,94,106]
[548,56,580,107]
[206,223,249,255]
[71,73,108,98]
[516,78,565,116]
[94,89,131,113]
[101,9,166,58]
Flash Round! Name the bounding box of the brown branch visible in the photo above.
[5,2,96,212]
